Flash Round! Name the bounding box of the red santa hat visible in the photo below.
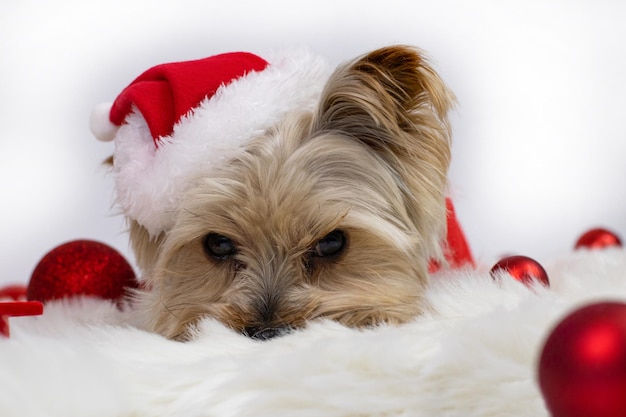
[90,49,331,237]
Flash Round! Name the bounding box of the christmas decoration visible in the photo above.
[489,255,550,287]
[27,240,137,304]
[575,227,623,250]
[0,285,43,337]
[538,301,626,417]
[2,247,626,416]
[0,284,28,301]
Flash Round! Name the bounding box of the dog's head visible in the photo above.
[110,46,454,340]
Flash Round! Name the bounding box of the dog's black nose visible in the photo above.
[243,326,285,341]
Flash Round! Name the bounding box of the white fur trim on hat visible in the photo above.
[110,49,332,237]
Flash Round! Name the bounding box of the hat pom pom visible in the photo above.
[90,102,118,142]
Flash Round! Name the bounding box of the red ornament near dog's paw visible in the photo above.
[538,301,626,417]
[27,240,137,303]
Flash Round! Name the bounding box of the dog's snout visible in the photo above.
[244,326,286,341]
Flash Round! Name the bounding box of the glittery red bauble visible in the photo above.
[538,302,626,417]
[575,228,623,250]
[490,255,550,287]
[27,240,137,303]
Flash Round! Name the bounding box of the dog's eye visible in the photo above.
[314,230,346,258]
[202,233,236,260]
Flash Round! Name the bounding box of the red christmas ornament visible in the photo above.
[575,228,623,250]
[538,301,626,417]
[0,284,28,301]
[490,255,550,287]
[27,240,137,304]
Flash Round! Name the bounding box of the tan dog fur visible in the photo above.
[129,46,454,340]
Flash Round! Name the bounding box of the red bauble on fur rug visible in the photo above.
[1,238,626,416]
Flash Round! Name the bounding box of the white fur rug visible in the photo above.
[2,249,626,417]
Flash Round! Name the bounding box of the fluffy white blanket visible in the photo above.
[2,249,625,417]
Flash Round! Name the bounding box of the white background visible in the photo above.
[1,0,625,286]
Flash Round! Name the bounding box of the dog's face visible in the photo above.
[130,46,454,340]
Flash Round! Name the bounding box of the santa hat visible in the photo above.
[90,50,332,237]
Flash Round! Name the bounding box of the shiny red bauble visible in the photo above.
[27,240,137,303]
[490,255,550,287]
[575,228,623,250]
[538,302,626,417]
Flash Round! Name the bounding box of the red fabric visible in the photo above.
[109,52,269,144]
[443,198,474,267]
[430,199,474,272]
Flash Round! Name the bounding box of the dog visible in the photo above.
[111,46,455,340]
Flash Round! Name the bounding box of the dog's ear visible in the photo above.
[313,45,455,257]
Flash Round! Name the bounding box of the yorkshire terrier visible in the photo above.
[125,46,454,340]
